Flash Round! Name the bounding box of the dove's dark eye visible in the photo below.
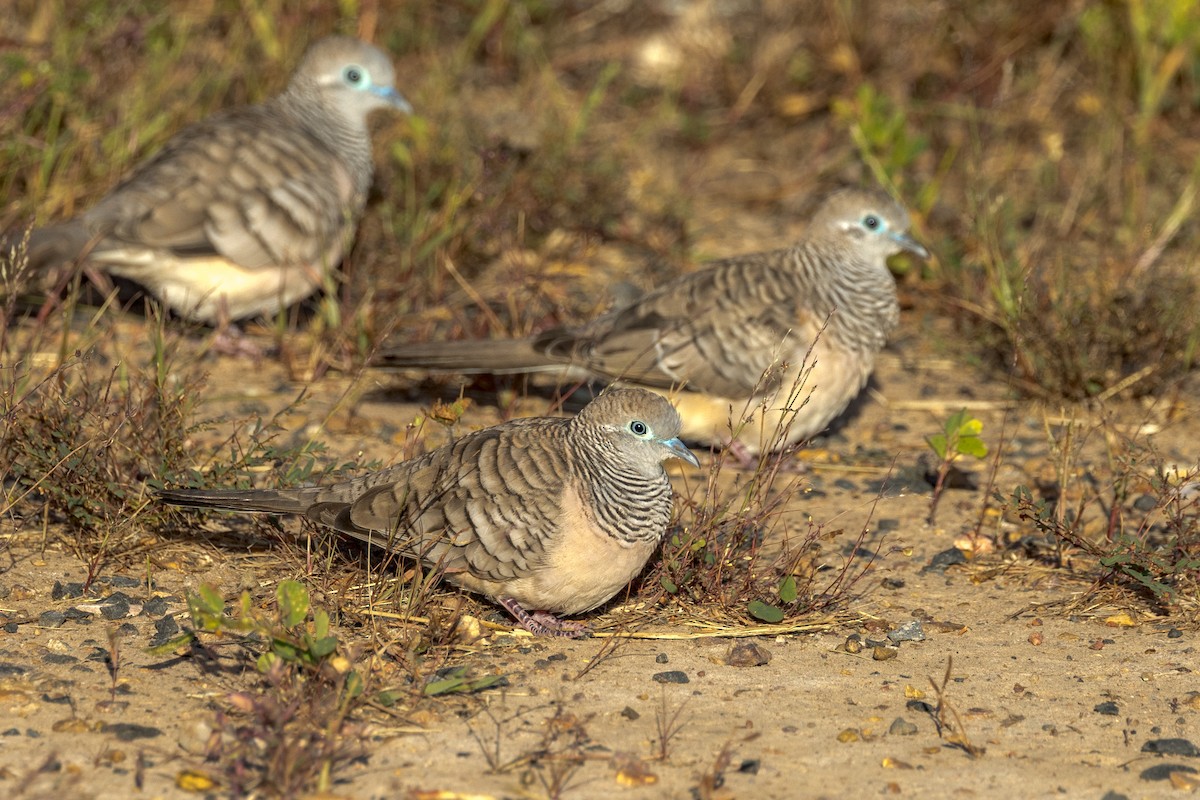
[630,420,649,437]
[863,215,881,230]
[344,66,365,85]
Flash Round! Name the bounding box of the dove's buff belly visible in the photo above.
[450,484,660,616]
[103,252,328,324]
[664,338,876,456]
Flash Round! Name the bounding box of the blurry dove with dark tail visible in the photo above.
[158,388,698,637]
[377,188,928,458]
[25,36,411,325]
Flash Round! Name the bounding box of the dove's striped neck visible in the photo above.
[787,241,899,354]
[569,429,674,546]
[276,90,375,199]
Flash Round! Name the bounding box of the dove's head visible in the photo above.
[811,188,929,264]
[289,36,412,124]
[576,388,699,472]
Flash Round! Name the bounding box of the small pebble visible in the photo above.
[42,654,78,666]
[38,611,66,629]
[889,717,918,736]
[724,642,772,667]
[872,646,899,661]
[880,577,905,590]
[655,653,669,664]
[888,620,926,643]
[141,597,170,617]
[922,548,967,574]
[102,723,163,741]
[1167,628,1183,639]
[620,706,640,721]
[652,670,689,684]
[737,759,760,774]
[1132,494,1158,512]
[1094,701,1120,716]
[101,599,130,620]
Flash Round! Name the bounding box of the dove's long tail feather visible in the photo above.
[158,487,326,515]
[376,338,573,375]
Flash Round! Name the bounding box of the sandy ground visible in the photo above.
[1,321,1197,799]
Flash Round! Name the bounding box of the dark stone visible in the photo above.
[875,518,900,532]
[104,576,141,589]
[54,582,86,599]
[1168,628,1183,639]
[42,654,78,666]
[737,759,760,774]
[62,608,92,622]
[153,616,180,639]
[1094,701,1120,716]
[889,717,918,736]
[100,599,130,620]
[0,663,27,678]
[1141,738,1200,757]
[620,706,640,721]
[652,671,689,684]
[905,699,934,714]
[38,611,66,628]
[1140,764,1197,781]
[921,548,967,574]
[1132,494,1158,512]
[2,623,16,633]
[834,478,858,492]
[141,597,170,617]
[102,722,163,741]
[881,578,905,590]
[41,693,71,704]
[655,653,669,664]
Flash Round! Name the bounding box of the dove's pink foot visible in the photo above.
[499,597,591,638]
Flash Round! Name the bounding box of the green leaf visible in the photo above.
[956,436,988,459]
[272,639,302,663]
[660,577,678,594]
[344,670,364,699]
[778,575,798,604]
[926,433,948,461]
[424,667,505,696]
[197,584,225,614]
[313,609,330,639]
[147,631,196,655]
[748,601,784,624]
[307,635,338,659]
[277,580,309,628]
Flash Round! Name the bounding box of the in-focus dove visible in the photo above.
[158,388,698,637]
[377,188,928,458]
[26,36,411,324]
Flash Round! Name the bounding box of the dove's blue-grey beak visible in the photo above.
[664,437,701,468]
[373,86,413,114]
[891,231,929,260]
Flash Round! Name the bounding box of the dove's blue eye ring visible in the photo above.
[344,66,365,85]
[630,420,649,436]
[863,215,880,230]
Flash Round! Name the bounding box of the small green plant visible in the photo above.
[925,409,989,525]
[159,579,372,797]
[423,665,505,696]
[1008,481,1200,608]
[833,83,929,193]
